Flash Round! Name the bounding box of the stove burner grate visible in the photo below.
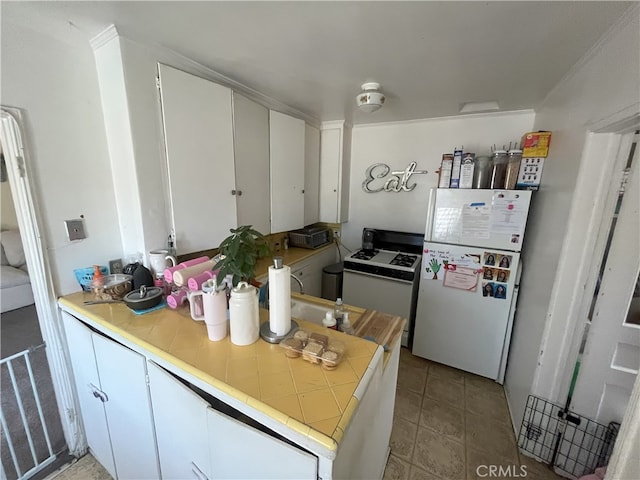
[351,249,378,261]
[390,253,418,267]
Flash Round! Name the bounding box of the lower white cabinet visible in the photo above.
[147,361,317,480]
[290,247,337,298]
[62,312,159,480]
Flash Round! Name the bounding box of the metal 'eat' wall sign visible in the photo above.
[362,161,428,193]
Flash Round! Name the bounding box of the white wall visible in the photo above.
[343,111,536,249]
[505,7,640,433]
[1,21,121,294]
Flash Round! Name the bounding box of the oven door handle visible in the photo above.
[343,268,415,284]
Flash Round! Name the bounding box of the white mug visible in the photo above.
[148,249,177,278]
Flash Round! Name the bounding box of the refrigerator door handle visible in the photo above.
[424,188,437,241]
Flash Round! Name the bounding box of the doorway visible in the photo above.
[569,131,639,424]
[0,108,81,478]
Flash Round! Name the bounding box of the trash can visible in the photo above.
[321,262,343,301]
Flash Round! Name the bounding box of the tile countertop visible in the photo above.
[58,291,404,455]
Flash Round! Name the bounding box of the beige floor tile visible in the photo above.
[428,363,465,384]
[466,445,522,480]
[400,347,431,370]
[395,388,423,424]
[408,465,440,480]
[390,415,418,462]
[384,454,411,480]
[419,397,465,443]
[53,454,112,480]
[464,383,510,424]
[413,426,465,480]
[465,373,504,395]
[466,412,519,462]
[397,365,428,394]
[424,375,465,409]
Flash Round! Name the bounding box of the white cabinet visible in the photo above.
[319,121,352,224]
[304,124,320,226]
[147,361,211,480]
[62,312,159,480]
[270,110,305,233]
[290,247,337,298]
[147,359,317,480]
[158,63,237,253]
[232,93,271,235]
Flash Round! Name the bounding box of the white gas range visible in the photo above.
[343,229,423,347]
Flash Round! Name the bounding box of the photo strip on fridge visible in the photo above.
[482,251,511,300]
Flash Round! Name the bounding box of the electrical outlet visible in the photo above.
[109,259,123,274]
[64,219,86,241]
[332,229,341,240]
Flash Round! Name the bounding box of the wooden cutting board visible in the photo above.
[353,310,406,350]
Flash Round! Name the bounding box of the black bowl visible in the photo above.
[123,286,163,311]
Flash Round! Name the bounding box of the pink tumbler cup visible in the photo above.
[164,256,209,283]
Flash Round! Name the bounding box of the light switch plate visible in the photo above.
[64,219,86,241]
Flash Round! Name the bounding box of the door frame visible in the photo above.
[0,107,86,456]
[532,114,640,403]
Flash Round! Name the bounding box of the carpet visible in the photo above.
[1,304,69,479]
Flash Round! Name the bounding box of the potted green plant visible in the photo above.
[213,225,272,287]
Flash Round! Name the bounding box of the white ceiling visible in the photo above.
[2,1,632,125]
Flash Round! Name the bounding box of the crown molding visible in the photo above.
[89,24,119,51]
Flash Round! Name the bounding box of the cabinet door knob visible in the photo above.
[333,189,337,192]
[301,189,305,194]
[237,190,243,196]
[232,189,243,196]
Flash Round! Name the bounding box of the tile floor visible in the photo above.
[52,347,563,480]
[385,347,563,480]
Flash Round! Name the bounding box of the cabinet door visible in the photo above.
[304,124,320,226]
[319,127,341,223]
[148,361,211,480]
[207,407,316,479]
[158,64,237,253]
[233,93,270,234]
[92,333,159,480]
[61,312,117,478]
[269,110,305,233]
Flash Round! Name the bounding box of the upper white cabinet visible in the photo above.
[270,110,305,233]
[232,93,271,235]
[158,64,237,253]
[319,121,352,224]
[304,124,320,226]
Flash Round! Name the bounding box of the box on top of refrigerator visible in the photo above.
[521,131,552,158]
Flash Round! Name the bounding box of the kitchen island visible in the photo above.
[58,291,404,480]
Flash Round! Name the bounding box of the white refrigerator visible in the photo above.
[412,188,532,383]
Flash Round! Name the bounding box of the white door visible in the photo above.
[92,333,160,480]
[61,312,117,478]
[207,407,317,479]
[570,138,640,424]
[158,63,237,252]
[269,110,305,233]
[412,243,520,381]
[147,361,211,480]
[232,93,270,234]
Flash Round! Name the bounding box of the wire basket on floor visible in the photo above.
[518,395,620,479]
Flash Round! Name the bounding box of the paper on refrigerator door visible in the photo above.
[462,203,491,239]
[490,191,528,237]
[443,264,479,292]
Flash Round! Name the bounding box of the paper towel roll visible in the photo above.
[172,259,216,287]
[268,264,292,336]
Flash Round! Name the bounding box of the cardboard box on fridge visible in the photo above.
[521,131,552,158]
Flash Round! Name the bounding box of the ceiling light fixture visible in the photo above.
[356,82,385,113]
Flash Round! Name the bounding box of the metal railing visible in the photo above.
[1,344,56,480]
